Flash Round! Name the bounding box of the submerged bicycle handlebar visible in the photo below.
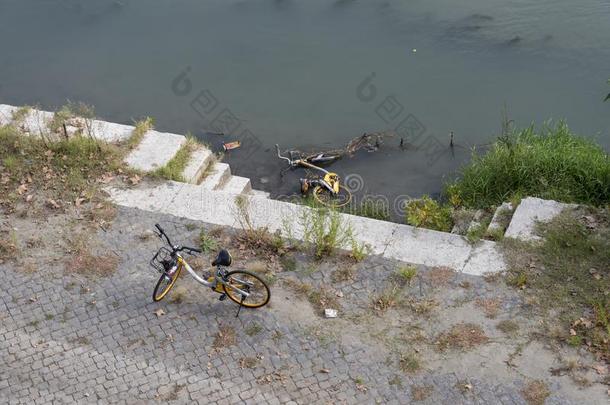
[275,144,329,175]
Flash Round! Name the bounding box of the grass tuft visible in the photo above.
[213,325,237,349]
[436,323,488,351]
[152,138,199,181]
[496,320,520,334]
[521,380,550,405]
[0,234,18,264]
[125,117,153,149]
[395,265,417,286]
[198,228,218,253]
[64,233,118,277]
[372,284,400,312]
[399,352,422,374]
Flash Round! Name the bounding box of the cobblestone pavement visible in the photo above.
[1,207,606,404]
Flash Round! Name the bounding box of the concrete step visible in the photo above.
[220,176,252,195]
[250,189,270,199]
[465,209,487,235]
[89,120,135,143]
[0,104,135,142]
[0,104,18,125]
[181,147,214,184]
[124,130,186,172]
[505,197,576,241]
[486,202,514,235]
[0,105,54,135]
[199,162,231,190]
[107,181,506,276]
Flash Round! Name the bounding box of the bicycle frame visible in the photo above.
[170,254,253,298]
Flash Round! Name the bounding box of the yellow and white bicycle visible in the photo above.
[149,224,270,315]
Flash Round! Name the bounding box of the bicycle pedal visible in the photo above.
[218,294,227,301]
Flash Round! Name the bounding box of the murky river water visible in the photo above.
[1,0,608,204]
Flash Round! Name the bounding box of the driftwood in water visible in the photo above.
[288,132,395,165]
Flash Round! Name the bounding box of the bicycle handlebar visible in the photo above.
[155,224,202,254]
[155,223,172,246]
[275,144,293,165]
[275,144,329,175]
[182,246,202,254]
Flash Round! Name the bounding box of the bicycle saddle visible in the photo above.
[212,249,232,267]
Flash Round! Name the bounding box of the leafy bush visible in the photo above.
[446,123,610,209]
[406,196,452,232]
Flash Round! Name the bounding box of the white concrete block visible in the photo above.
[21,109,54,135]
[250,189,270,199]
[486,202,513,234]
[107,182,507,276]
[89,120,135,143]
[462,240,507,276]
[199,163,231,190]
[181,147,213,184]
[504,197,576,241]
[0,104,18,125]
[221,176,252,195]
[124,130,186,172]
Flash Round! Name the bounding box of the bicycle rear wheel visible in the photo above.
[313,185,352,208]
[222,270,271,308]
[152,264,182,302]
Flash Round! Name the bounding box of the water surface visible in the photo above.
[1,0,608,204]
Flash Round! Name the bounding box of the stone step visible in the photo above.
[0,104,136,142]
[486,202,514,235]
[181,147,214,184]
[0,104,18,125]
[89,120,135,143]
[250,189,270,199]
[0,105,54,135]
[107,181,506,276]
[124,130,186,172]
[199,162,231,190]
[220,176,252,195]
[505,197,576,241]
[465,209,487,235]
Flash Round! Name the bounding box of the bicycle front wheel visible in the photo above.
[152,265,182,302]
[222,270,271,308]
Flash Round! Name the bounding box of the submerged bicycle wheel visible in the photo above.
[222,270,271,308]
[152,264,182,302]
[313,185,352,208]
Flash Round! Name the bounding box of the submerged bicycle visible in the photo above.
[275,144,352,208]
[149,224,270,316]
